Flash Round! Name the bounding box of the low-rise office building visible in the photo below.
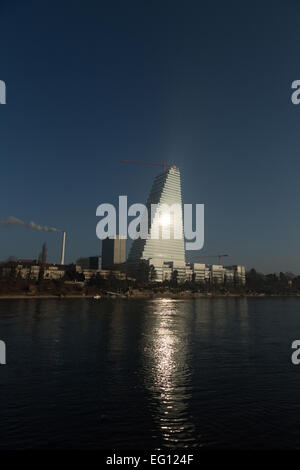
[144,259,246,285]
[190,263,206,282]
[89,256,102,270]
[43,265,65,280]
[211,265,225,284]
[225,265,246,285]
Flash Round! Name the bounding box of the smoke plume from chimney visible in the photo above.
[0,216,61,233]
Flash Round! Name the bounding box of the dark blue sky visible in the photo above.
[0,0,300,272]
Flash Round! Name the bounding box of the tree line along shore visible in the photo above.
[0,267,299,298]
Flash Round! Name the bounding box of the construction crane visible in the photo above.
[121,160,175,172]
[199,254,229,265]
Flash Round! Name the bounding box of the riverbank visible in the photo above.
[0,291,300,299]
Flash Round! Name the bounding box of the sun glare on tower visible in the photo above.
[160,213,171,227]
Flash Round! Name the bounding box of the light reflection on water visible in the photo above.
[141,299,197,448]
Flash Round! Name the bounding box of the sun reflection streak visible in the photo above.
[142,300,197,448]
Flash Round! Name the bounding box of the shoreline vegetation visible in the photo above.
[1,267,300,299]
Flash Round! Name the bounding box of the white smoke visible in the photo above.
[0,216,61,233]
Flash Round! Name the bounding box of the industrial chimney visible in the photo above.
[60,231,66,265]
[41,242,47,265]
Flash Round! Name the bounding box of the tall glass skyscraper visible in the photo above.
[128,165,186,264]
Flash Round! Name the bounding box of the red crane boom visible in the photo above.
[121,160,175,172]
[199,254,229,265]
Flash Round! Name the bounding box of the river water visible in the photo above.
[0,297,300,449]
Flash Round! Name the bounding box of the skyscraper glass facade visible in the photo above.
[128,166,186,263]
